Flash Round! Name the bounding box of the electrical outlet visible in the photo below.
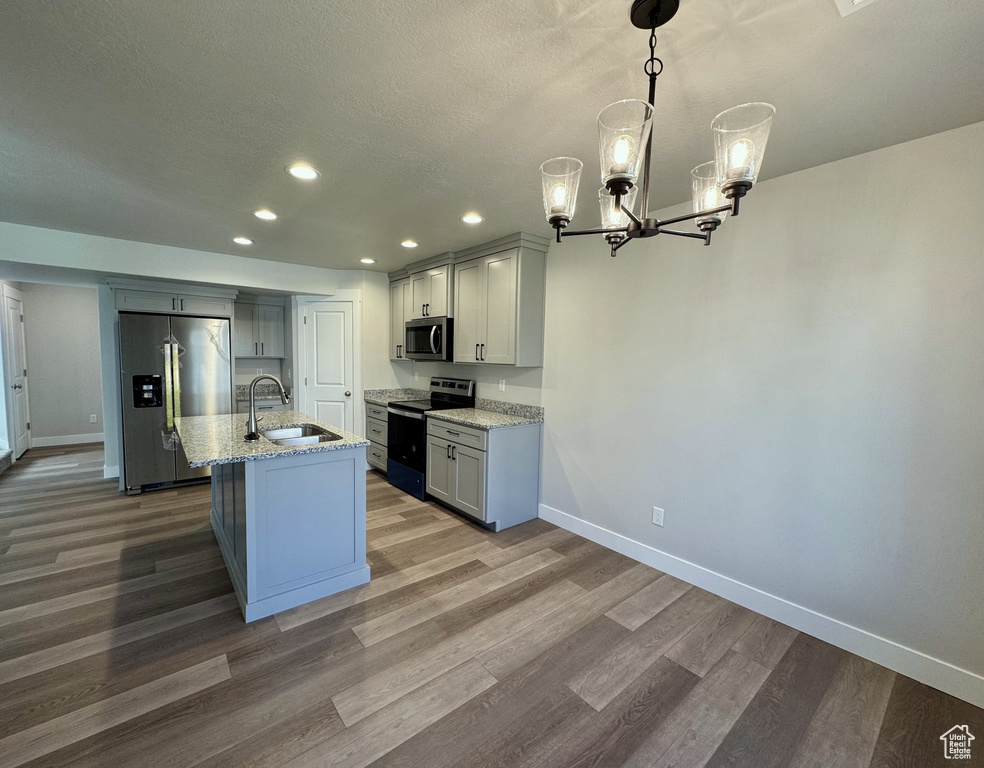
[498,379,506,392]
[89,414,98,424]
[652,506,664,527]
[414,370,419,381]
[256,368,262,375]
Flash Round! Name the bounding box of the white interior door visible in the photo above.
[3,289,31,458]
[301,301,355,432]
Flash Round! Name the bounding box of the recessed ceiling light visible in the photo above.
[286,164,320,180]
[253,209,278,220]
[461,213,484,224]
[360,258,376,264]
[233,236,254,246]
[401,240,418,248]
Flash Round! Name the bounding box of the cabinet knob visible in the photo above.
[345,391,352,397]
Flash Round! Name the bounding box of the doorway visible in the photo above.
[295,295,360,434]
[1,283,31,459]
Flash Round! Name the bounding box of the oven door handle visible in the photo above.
[387,406,425,420]
[429,325,439,355]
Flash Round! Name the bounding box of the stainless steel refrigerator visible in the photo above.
[119,312,233,493]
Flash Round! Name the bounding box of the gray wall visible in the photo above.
[539,121,984,684]
[21,283,104,440]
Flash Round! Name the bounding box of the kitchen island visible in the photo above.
[174,410,370,622]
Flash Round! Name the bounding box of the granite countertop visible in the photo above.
[364,388,429,406]
[427,408,543,430]
[175,410,369,468]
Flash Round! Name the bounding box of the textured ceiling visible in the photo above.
[0,0,982,273]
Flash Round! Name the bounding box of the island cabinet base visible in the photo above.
[210,447,370,623]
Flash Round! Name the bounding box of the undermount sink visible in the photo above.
[260,424,342,447]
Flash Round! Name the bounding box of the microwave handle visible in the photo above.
[429,325,439,355]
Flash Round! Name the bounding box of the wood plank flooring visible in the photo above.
[0,444,981,767]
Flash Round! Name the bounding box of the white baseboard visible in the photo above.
[103,465,119,480]
[31,433,104,448]
[539,502,984,709]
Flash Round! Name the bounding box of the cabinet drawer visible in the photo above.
[366,416,388,445]
[427,419,487,451]
[236,401,289,414]
[366,403,388,421]
[367,442,387,471]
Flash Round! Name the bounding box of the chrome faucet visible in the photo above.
[244,374,291,442]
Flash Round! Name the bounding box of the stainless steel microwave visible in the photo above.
[405,316,453,361]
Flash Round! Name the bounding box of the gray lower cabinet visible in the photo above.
[365,402,389,472]
[425,417,540,531]
[367,442,387,472]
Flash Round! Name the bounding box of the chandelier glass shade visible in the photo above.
[539,0,775,256]
[600,185,638,230]
[690,161,727,227]
[539,157,583,227]
[598,100,654,193]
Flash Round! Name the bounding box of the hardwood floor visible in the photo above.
[0,444,980,767]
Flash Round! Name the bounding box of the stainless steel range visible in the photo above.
[386,376,475,499]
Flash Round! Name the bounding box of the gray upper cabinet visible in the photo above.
[409,265,451,319]
[235,302,285,358]
[453,236,547,366]
[178,294,235,317]
[389,278,412,361]
[115,289,233,317]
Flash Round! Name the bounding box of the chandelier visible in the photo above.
[539,0,775,257]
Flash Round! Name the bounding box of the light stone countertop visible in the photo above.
[175,410,369,468]
[427,408,543,430]
[364,388,429,407]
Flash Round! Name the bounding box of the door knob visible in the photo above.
[344,391,352,397]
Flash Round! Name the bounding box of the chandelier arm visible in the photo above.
[561,227,630,238]
[613,236,634,253]
[655,202,732,229]
[657,229,707,241]
[620,205,643,227]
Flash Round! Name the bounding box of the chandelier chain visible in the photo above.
[644,25,663,78]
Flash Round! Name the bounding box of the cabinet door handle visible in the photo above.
[171,297,177,311]
[180,298,184,311]
[475,344,480,361]
[447,444,452,459]
[480,343,485,361]
[452,446,457,460]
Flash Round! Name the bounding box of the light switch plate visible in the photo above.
[498,379,506,392]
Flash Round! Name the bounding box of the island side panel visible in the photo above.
[243,446,369,621]
[211,463,249,613]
